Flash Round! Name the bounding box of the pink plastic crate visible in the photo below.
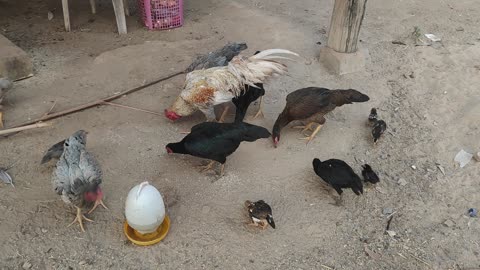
[138,0,184,30]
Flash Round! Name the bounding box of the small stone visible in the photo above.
[443,219,455,227]
[79,261,87,266]
[398,178,407,186]
[41,228,48,233]
[383,208,393,215]
[456,26,464,31]
[22,262,32,269]
[394,107,399,112]
[386,230,397,237]
[411,165,417,170]
[474,152,480,162]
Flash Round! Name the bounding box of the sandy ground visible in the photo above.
[1,0,479,269]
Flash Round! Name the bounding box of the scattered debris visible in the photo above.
[398,178,407,186]
[436,164,446,175]
[22,261,32,270]
[386,215,394,231]
[383,208,394,215]
[47,11,54,20]
[425,33,441,42]
[443,219,455,227]
[392,40,406,45]
[455,26,464,31]
[364,246,381,260]
[454,149,473,168]
[468,208,478,217]
[0,168,14,188]
[386,230,397,238]
[316,41,322,45]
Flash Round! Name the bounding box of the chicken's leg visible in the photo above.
[218,105,229,123]
[299,124,323,144]
[219,163,225,176]
[198,160,217,173]
[68,206,93,232]
[292,122,315,133]
[87,198,108,214]
[252,96,264,119]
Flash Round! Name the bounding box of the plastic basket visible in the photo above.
[138,0,184,30]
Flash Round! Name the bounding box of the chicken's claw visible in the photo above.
[298,124,323,144]
[87,198,108,214]
[69,206,93,232]
[252,96,264,120]
[198,160,217,173]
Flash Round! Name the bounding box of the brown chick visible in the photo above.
[272,87,370,147]
[245,200,275,229]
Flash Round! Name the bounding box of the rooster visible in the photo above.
[165,49,298,122]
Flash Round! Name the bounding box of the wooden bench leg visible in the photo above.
[89,0,97,14]
[62,0,71,32]
[112,0,127,34]
[123,0,130,16]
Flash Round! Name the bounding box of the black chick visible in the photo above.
[372,119,387,143]
[312,158,363,204]
[361,164,380,184]
[232,51,265,122]
[245,200,275,229]
[166,122,270,175]
[41,139,66,164]
[368,108,378,123]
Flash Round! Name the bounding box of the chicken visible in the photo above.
[166,122,271,175]
[232,83,265,122]
[245,200,275,229]
[52,130,107,232]
[368,108,377,123]
[184,42,248,73]
[312,158,363,205]
[372,119,387,144]
[41,139,66,164]
[165,49,298,122]
[272,87,370,147]
[361,164,380,184]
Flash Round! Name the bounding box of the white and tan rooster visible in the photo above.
[164,49,299,122]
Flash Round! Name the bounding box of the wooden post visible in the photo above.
[89,0,97,14]
[327,0,367,53]
[320,0,368,74]
[62,0,71,32]
[112,0,128,34]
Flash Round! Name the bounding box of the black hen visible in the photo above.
[312,158,363,197]
[166,122,270,175]
[232,51,266,122]
[361,164,380,184]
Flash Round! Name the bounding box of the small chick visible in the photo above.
[41,139,66,164]
[245,200,275,229]
[368,108,378,123]
[372,119,387,143]
[361,164,380,184]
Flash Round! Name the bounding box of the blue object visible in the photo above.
[468,208,478,217]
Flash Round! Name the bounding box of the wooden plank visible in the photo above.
[62,0,71,32]
[327,0,367,53]
[112,0,128,34]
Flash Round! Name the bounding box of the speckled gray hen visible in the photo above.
[52,130,107,232]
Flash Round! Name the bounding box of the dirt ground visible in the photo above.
[1,0,479,269]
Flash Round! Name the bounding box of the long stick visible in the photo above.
[102,101,163,116]
[0,122,51,136]
[9,71,183,129]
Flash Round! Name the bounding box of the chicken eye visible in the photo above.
[65,142,70,147]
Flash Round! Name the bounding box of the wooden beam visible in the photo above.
[326,0,368,53]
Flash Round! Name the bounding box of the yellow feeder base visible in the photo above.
[124,215,170,246]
